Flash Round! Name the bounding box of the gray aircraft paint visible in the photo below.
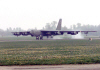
[12,19,97,40]
[56,19,62,30]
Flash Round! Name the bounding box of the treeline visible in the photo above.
[0,21,99,37]
[69,23,99,36]
[43,22,99,36]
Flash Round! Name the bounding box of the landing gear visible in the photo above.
[36,35,43,40]
[51,35,53,38]
[40,35,43,40]
[36,36,39,40]
[47,36,49,39]
[47,35,53,39]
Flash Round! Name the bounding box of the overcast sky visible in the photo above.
[0,0,100,30]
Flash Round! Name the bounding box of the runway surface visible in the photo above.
[0,64,100,70]
[0,38,100,42]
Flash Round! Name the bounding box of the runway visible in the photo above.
[0,64,100,70]
[0,38,100,42]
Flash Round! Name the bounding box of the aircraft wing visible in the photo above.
[41,30,97,32]
[12,30,97,37]
[40,30,97,35]
[11,31,31,36]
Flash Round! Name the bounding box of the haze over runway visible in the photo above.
[0,0,100,30]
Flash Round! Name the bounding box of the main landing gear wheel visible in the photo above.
[51,35,53,38]
[36,35,43,40]
[40,37,43,40]
[40,36,43,40]
[47,36,49,39]
[36,36,39,40]
[39,35,43,40]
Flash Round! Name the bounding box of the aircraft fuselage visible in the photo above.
[30,30,42,36]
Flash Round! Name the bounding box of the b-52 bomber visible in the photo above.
[12,19,97,40]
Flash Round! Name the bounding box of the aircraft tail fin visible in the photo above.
[56,19,62,30]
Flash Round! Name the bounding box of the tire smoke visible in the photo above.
[71,32,84,39]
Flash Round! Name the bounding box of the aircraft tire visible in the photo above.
[36,36,39,40]
[51,35,53,38]
[40,36,43,40]
[47,36,49,39]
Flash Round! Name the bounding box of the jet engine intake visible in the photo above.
[22,32,28,36]
[13,32,21,36]
[67,31,78,35]
[84,31,88,34]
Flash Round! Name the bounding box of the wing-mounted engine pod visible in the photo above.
[13,32,21,36]
[60,31,64,35]
[57,31,61,34]
[68,31,78,35]
[74,31,78,34]
[22,32,28,36]
[84,31,88,34]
